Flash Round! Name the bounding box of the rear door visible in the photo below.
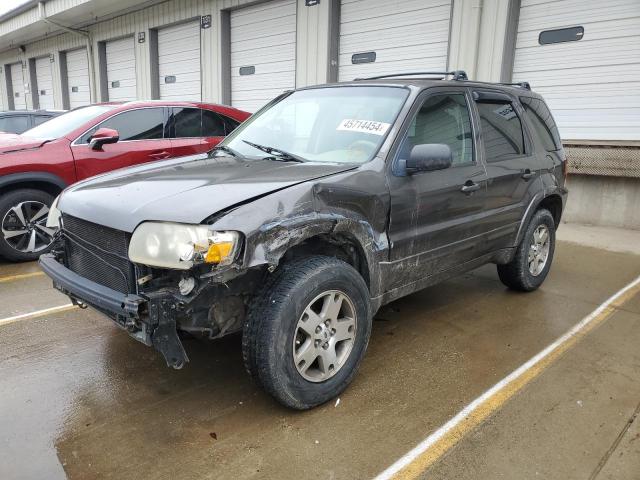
[167,107,227,157]
[386,89,488,291]
[71,107,173,179]
[471,90,538,250]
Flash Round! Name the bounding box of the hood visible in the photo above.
[0,134,49,154]
[59,155,356,232]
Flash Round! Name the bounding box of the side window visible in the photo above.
[520,97,561,151]
[399,93,473,167]
[79,108,165,143]
[221,115,240,135]
[476,101,525,160]
[34,115,52,126]
[201,110,226,137]
[173,108,202,138]
[0,116,30,134]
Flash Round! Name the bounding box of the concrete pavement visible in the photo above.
[0,235,638,480]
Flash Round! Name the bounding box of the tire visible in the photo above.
[242,256,372,410]
[497,208,556,292]
[0,189,55,262]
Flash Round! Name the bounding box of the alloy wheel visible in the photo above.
[1,201,56,254]
[528,224,550,276]
[292,290,357,382]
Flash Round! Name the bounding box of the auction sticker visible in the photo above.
[337,119,391,136]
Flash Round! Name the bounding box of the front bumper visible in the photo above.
[39,253,189,368]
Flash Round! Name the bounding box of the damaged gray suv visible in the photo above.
[40,71,568,409]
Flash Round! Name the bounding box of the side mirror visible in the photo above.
[89,128,119,151]
[406,144,453,174]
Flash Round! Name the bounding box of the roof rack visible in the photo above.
[354,70,469,81]
[499,81,531,90]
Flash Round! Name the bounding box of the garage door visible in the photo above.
[106,37,137,102]
[230,0,296,112]
[339,0,452,81]
[66,48,91,109]
[9,63,26,110]
[158,21,201,101]
[35,57,54,110]
[513,0,640,141]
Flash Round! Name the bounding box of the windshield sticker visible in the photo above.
[337,119,391,136]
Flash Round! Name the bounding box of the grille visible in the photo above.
[62,214,135,294]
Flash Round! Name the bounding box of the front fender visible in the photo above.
[209,170,390,298]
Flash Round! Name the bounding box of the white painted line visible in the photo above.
[0,304,76,327]
[374,274,640,480]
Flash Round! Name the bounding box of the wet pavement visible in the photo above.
[0,240,639,480]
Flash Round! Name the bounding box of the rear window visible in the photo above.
[520,97,562,151]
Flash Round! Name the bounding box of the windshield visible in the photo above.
[221,86,409,164]
[22,105,117,140]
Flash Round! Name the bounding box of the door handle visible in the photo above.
[521,169,535,180]
[461,180,481,194]
[149,151,171,159]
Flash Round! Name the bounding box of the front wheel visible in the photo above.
[0,189,56,262]
[497,208,556,292]
[242,256,372,410]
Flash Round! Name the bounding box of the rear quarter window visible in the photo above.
[519,97,562,151]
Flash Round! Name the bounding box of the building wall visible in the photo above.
[0,0,637,228]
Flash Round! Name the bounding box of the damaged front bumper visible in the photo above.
[39,253,189,369]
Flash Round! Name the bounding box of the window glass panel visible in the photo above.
[201,110,226,137]
[399,93,473,167]
[520,97,561,151]
[173,108,202,138]
[539,26,584,45]
[80,108,164,143]
[34,115,52,126]
[0,116,30,134]
[477,102,524,161]
[220,115,240,135]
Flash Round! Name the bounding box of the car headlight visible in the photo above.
[128,222,241,270]
[46,195,62,228]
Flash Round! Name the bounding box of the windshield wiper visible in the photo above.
[210,144,245,159]
[242,140,306,163]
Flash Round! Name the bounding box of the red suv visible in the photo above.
[0,101,250,261]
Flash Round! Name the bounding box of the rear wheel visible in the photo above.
[0,189,56,262]
[497,208,555,291]
[242,256,372,410]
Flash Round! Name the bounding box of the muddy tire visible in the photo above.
[497,208,556,292]
[0,189,55,262]
[242,256,372,410]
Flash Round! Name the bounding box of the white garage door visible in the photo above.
[66,48,91,109]
[230,0,296,112]
[106,37,137,102]
[339,0,452,81]
[158,21,201,101]
[10,63,26,110]
[35,57,54,110]
[513,0,640,141]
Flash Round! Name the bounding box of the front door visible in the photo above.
[71,107,173,180]
[386,90,488,291]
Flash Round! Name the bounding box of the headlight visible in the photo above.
[128,222,241,270]
[46,195,62,228]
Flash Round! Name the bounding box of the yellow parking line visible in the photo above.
[0,271,46,283]
[374,275,640,480]
[0,304,76,328]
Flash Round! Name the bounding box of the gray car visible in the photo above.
[40,72,568,409]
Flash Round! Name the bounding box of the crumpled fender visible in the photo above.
[208,168,390,298]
